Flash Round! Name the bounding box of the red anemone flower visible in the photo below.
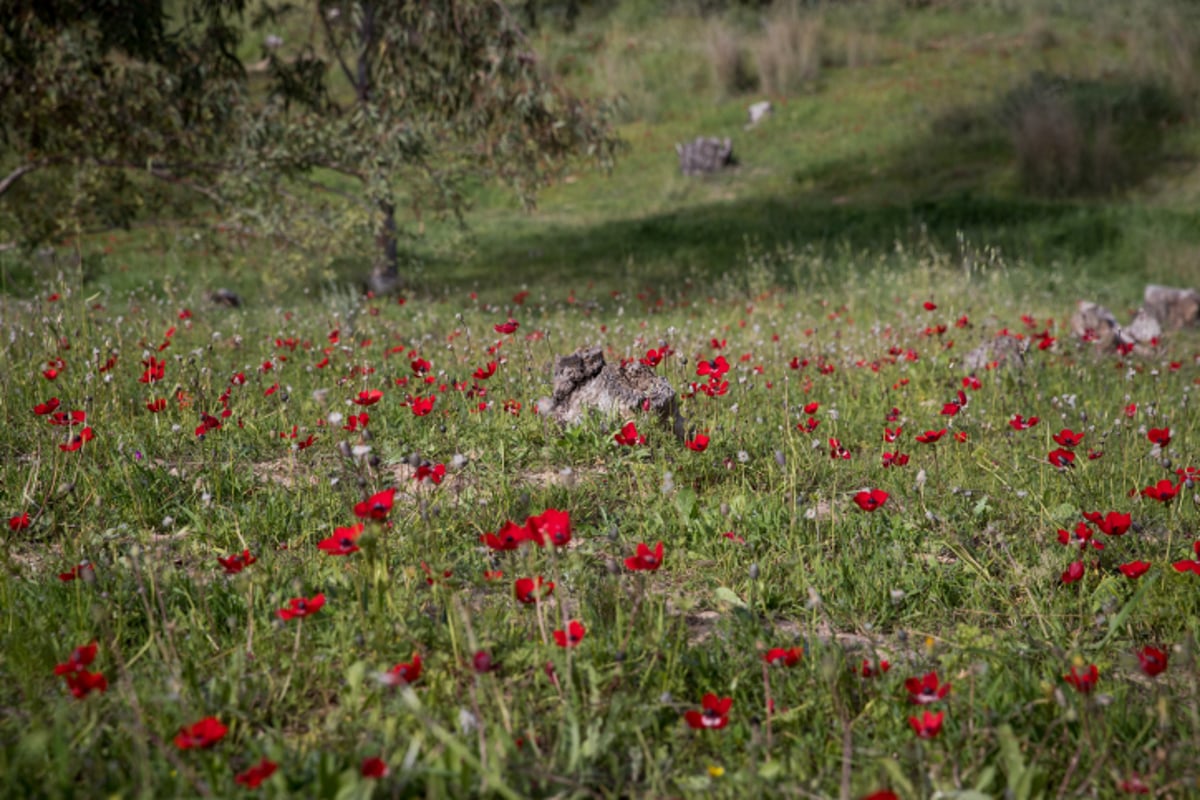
[361,757,389,779]
[881,452,909,468]
[1009,414,1039,430]
[857,659,890,678]
[1172,542,1200,574]
[528,508,571,547]
[235,758,278,789]
[862,792,900,800]
[684,693,732,730]
[65,669,108,698]
[685,434,710,452]
[410,395,435,416]
[413,463,446,485]
[354,488,397,521]
[1083,511,1132,536]
[383,652,423,686]
[1136,646,1169,678]
[1058,522,1102,551]
[146,398,168,413]
[883,427,902,443]
[353,389,383,406]
[614,421,646,446]
[625,541,664,571]
[9,512,31,532]
[276,593,325,621]
[514,576,554,604]
[853,489,889,512]
[1119,560,1151,579]
[481,520,531,551]
[54,642,98,676]
[923,301,937,311]
[473,362,497,380]
[763,647,802,667]
[318,524,364,556]
[174,717,228,750]
[48,410,86,426]
[908,710,944,739]
[34,397,61,415]
[697,355,730,378]
[829,438,851,460]
[905,671,951,704]
[494,318,520,335]
[1147,427,1171,447]
[915,429,946,444]
[59,427,95,452]
[1048,448,1076,468]
[218,549,257,574]
[1141,479,1180,503]
[1061,560,1085,584]
[58,562,95,582]
[1052,429,1084,448]
[1063,664,1099,694]
[553,620,587,648]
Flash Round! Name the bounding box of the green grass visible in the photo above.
[3,1,1200,797]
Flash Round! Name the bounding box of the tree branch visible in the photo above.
[0,159,55,197]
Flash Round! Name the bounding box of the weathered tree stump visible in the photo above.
[546,346,684,439]
[1143,284,1200,331]
[675,137,735,176]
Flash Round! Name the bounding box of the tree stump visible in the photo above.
[546,346,684,439]
[1143,284,1200,331]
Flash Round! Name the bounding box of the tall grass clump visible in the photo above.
[704,19,758,98]
[755,4,823,96]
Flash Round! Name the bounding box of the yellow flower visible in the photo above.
[707,765,725,778]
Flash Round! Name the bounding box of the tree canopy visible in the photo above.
[0,0,619,286]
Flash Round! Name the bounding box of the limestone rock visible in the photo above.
[1070,301,1122,348]
[1143,284,1200,331]
[675,137,735,176]
[1125,308,1162,346]
[962,335,1027,372]
[546,346,684,439]
[746,101,773,128]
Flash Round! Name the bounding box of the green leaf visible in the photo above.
[714,586,747,609]
[878,758,916,799]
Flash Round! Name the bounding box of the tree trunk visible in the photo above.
[368,198,402,294]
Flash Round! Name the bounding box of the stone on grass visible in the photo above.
[962,334,1027,372]
[676,137,735,176]
[545,346,684,439]
[746,101,773,127]
[1143,284,1200,331]
[1069,301,1122,348]
[206,288,242,308]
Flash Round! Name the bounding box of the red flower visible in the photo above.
[861,792,900,800]
[941,390,967,416]
[1053,429,1084,448]
[318,524,364,556]
[696,355,730,378]
[528,508,571,547]
[853,489,889,512]
[1173,541,1200,575]
[514,576,554,604]
[146,398,168,413]
[905,671,951,705]
[472,650,497,673]
[360,756,389,779]
[58,562,95,582]
[354,488,397,521]
[799,416,820,433]
[409,395,435,416]
[48,410,86,426]
[685,434,710,452]
[614,421,646,446]
[174,717,228,750]
[383,652,423,686]
[1058,522,1102,551]
[915,429,946,444]
[1119,560,1151,579]
[857,659,890,678]
[684,693,732,730]
[763,647,802,667]
[1063,664,1099,694]
[494,318,520,335]
[1141,479,1180,503]
[33,397,61,415]
[923,301,937,311]
[413,463,446,485]
[1061,560,1085,584]
[481,520,531,551]
[553,620,587,648]
[276,593,325,621]
[1147,427,1171,447]
[473,362,497,380]
[829,438,851,460]
[1119,774,1151,794]
[625,541,664,571]
[235,758,278,789]
[883,427,902,443]
[55,642,98,676]
[908,710,944,739]
[1137,646,1168,678]
[64,669,108,699]
[881,452,909,468]
[139,356,166,384]
[1083,511,1131,536]
[1048,448,1076,468]
[9,512,31,532]
[353,389,383,406]
[1009,414,1039,430]
[218,549,257,574]
[59,427,95,452]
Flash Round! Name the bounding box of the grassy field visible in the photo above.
[3,0,1200,797]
